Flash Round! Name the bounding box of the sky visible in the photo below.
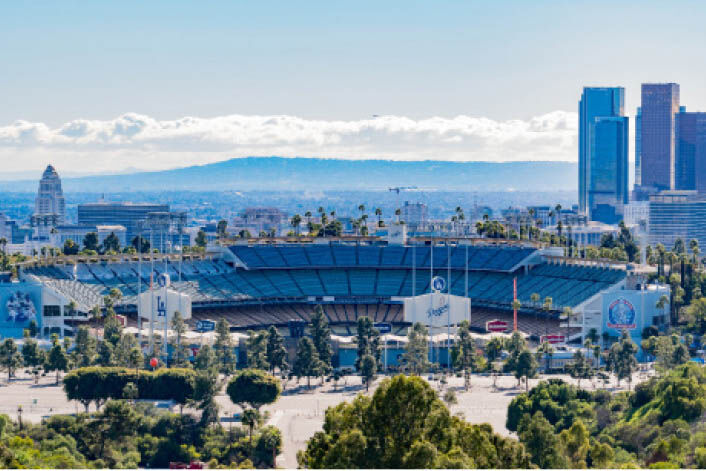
[1,0,705,176]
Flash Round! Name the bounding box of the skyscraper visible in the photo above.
[640,83,680,192]
[33,164,66,223]
[578,87,626,222]
[676,110,706,192]
[634,107,641,187]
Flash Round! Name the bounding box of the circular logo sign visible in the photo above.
[607,298,636,329]
[431,276,446,292]
[157,273,171,288]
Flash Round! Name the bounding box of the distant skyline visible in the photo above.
[2,1,706,175]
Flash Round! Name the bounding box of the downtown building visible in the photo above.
[77,201,187,252]
[636,83,680,196]
[30,165,66,238]
[649,191,706,250]
[578,87,629,224]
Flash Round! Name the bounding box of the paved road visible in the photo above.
[0,370,652,469]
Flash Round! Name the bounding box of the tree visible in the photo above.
[452,320,476,390]
[83,232,99,252]
[195,230,207,248]
[131,235,150,253]
[355,316,381,371]
[46,334,69,385]
[569,350,592,389]
[559,419,590,468]
[214,318,236,375]
[298,375,532,469]
[21,337,44,371]
[0,339,23,381]
[226,369,281,411]
[169,311,191,368]
[290,214,302,236]
[27,319,38,338]
[63,239,80,255]
[246,330,269,370]
[292,337,320,388]
[217,220,228,239]
[102,312,123,346]
[72,326,96,367]
[102,232,121,253]
[402,322,430,375]
[310,306,332,376]
[360,354,376,391]
[265,326,288,374]
[484,336,504,365]
[514,350,538,392]
[193,344,217,372]
[606,330,638,389]
[517,411,566,468]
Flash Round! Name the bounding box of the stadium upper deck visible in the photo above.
[21,244,626,328]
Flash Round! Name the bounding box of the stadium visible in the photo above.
[11,240,636,345]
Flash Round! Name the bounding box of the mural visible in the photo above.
[607,298,637,330]
[6,291,37,323]
[0,283,42,338]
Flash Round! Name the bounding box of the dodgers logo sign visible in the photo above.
[427,303,449,318]
[607,298,636,329]
[157,273,170,288]
[431,276,446,292]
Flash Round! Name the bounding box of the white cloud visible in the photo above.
[0,111,578,174]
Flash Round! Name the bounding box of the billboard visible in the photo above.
[137,288,192,327]
[0,282,42,338]
[486,320,508,333]
[403,293,470,326]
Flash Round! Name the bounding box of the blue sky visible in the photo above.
[1,1,705,174]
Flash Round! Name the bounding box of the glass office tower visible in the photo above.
[635,107,641,187]
[578,87,626,221]
[588,117,629,223]
[640,83,680,192]
[676,110,706,192]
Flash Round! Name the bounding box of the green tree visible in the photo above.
[72,326,96,367]
[195,230,207,248]
[214,318,236,375]
[517,411,566,468]
[193,344,217,372]
[83,232,99,252]
[310,306,332,376]
[360,354,377,391]
[536,340,554,373]
[0,338,23,381]
[559,419,590,467]
[226,369,281,411]
[63,238,80,255]
[46,334,69,385]
[292,337,320,388]
[21,337,44,370]
[402,322,430,375]
[514,350,538,392]
[246,330,269,370]
[355,316,381,371]
[217,219,228,239]
[452,320,476,390]
[102,232,121,253]
[131,235,150,253]
[606,330,638,389]
[265,326,288,374]
[569,349,593,389]
[169,311,191,368]
[298,375,532,469]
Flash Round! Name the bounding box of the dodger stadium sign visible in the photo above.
[403,292,470,326]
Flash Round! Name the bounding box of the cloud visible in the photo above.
[0,111,578,174]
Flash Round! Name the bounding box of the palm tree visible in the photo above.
[375,208,383,227]
[290,214,302,236]
[530,293,540,308]
[395,208,401,223]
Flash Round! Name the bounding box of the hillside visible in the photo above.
[0,157,577,192]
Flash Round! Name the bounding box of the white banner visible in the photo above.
[403,293,470,326]
[137,288,192,326]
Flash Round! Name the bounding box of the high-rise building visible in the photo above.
[635,107,642,187]
[675,110,706,192]
[34,165,66,223]
[649,191,706,250]
[77,201,186,250]
[578,87,626,222]
[588,116,629,223]
[640,83,680,193]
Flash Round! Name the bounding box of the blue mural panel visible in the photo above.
[0,283,43,339]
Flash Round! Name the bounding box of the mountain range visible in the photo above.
[0,157,577,193]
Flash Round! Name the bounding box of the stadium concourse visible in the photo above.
[20,241,627,340]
